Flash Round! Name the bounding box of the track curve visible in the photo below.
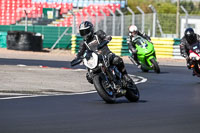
[0,58,200,133]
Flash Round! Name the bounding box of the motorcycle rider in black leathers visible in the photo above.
[73,21,131,84]
[127,25,151,68]
[180,28,200,73]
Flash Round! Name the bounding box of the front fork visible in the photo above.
[100,66,124,93]
[146,51,157,67]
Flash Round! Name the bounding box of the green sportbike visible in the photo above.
[128,35,160,73]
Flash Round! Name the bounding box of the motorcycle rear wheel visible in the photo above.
[93,74,116,103]
[125,79,140,102]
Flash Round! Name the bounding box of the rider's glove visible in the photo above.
[71,56,83,67]
[181,53,188,58]
[131,48,137,54]
[98,40,109,50]
[105,35,112,42]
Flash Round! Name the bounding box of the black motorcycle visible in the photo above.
[71,50,140,103]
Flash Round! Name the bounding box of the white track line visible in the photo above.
[0,95,45,100]
[0,91,97,100]
[131,75,147,84]
[17,64,27,67]
[0,68,147,100]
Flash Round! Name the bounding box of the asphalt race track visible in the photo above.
[0,58,200,133]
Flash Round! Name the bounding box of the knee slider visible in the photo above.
[113,56,123,66]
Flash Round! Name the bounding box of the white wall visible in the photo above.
[171,0,200,2]
[180,17,200,38]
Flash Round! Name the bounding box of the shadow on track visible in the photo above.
[0,58,85,69]
[96,99,148,104]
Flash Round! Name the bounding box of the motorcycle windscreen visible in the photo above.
[191,42,200,54]
[136,40,152,55]
[83,53,98,69]
[136,38,148,48]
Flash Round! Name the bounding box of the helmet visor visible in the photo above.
[186,34,197,44]
[80,28,90,36]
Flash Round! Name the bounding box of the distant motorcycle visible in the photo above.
[71,49,139,103]
[129,35,160,73]
[189,42,200,77]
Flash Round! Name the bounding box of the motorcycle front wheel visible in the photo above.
[93,74,116,103]
[150,58,160,73]
[193,63,200,77]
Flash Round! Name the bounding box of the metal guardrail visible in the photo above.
[51,27,70,50]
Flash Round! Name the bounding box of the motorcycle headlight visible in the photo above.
[87,57,95,67]
[83,52,98,69]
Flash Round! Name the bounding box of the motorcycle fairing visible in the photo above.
[83,52,98,69]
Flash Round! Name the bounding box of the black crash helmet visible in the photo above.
[184,28,197,44]
[79,21,94,40]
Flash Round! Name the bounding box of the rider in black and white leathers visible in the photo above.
[180,28,200,69]
[75,21,131,84]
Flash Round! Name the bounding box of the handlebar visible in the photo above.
[71,57,83,67]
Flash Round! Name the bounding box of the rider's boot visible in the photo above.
[114,57,132,87]
[123,74,132,83]
[134,60,141,69]
[122,74,134,90]
[132,54,141,69]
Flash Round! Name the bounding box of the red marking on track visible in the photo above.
[39,65,72,70]
[61,67,71,69]
[39,66,48,68]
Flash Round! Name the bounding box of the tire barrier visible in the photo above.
[7,31,43,51]
[0,25,72,49]
[71,35,182,58]
[6,31,20,50]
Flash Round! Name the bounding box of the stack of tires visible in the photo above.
[7,31,43,51]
